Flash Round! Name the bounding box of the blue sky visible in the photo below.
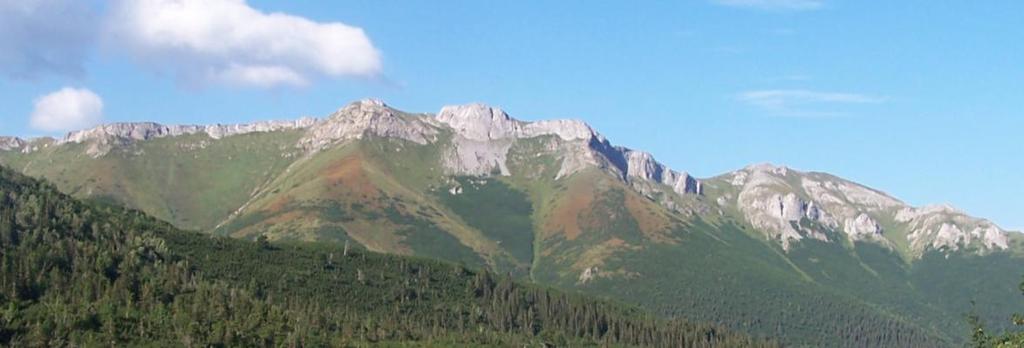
[1,0,1021,230]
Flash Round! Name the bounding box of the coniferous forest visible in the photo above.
[0,165,775,346]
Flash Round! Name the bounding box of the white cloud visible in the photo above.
[30,88,104,132]
[214,64,309,88]
[712,0,824,11]
[104,0,382,88]
[737,89,885,117]
[0,0,98,78]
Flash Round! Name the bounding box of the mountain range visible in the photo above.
[2,98,1021,346]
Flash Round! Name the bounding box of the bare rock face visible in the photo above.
[897,205,1009,252]
[435,104,518,176]
[436,103,598,178]
[0,137,25,151]
[577,266,599,285]
[730,165,818,248]
[61,118,317,157]
[441,137,515,176]
[435,103,701,198]
[437,103,598,142]
[62,122,190,144]
[300,99,439,151]
[204,118,317,139]
[730,164,896,249]
[843,213,884,241]
[436,104,600,177]
[727,164,1007,254]
[523,119,596,141]
[437,104,521,141]
[730,167,831,246]
[622,150,701,195]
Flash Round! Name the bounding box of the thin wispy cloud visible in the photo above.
[712,0,824,11]
[737,89,886,117]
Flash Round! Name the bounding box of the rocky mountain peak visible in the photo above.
[332,98,389,116]
[437,103,519,141]
[743,163,792,176]
[358,98,387,107]
[300,99,439,151]
[436,103,598,142]
[432,102,700,199]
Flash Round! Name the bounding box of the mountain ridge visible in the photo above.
[2,98,1022,345]
[1,98,1012,254]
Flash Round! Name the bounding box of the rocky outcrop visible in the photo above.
[730,165,824,248]
[435,103,701,197]
[299,99,439,151]
[843,213,884,241]
[437,103,596,142]
[61,118,317,157]
[63,119,317,144]
[897,205,1009,252]
[437,104,521,141]
[434,104,515,176]
[441,137,515,176]
[58,99,439,157]
[725,164,1007,254]
[622,150,701,195]
[0,137,25,151]
[435,103,603,177]
[578,266,599,285]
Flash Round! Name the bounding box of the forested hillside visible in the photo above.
[0,165,772,347]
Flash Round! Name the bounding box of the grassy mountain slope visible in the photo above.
[524,174,951,346]
[3,102,1023,346]
[0,165,773,347]
[213,135,514,271]
[0,131,304,231]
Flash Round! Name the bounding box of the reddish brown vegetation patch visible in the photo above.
[544,181,596,241]
[265,194,293,214]
[569,237,640,272]
[623,189,675,243]
[605,237,626,247]
[261,210,307,226]
[321,153,380,199]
